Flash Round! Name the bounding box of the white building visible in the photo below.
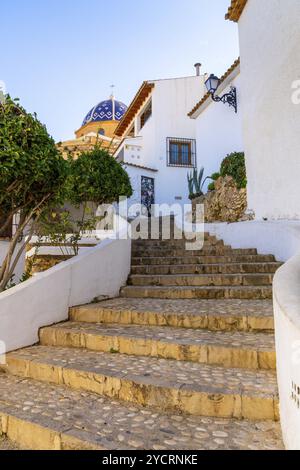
[227,0,300,221]
[113,69,207,215]
[226,0,300,450]
[188,59,243,179]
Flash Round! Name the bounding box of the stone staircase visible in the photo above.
[0,222,284,450]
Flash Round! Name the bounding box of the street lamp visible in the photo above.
[205,74,237,113]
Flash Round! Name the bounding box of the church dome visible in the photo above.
[82,96,127,126]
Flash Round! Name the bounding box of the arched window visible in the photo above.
[98,128,105,136]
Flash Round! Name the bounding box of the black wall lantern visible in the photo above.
[205,74,237,113]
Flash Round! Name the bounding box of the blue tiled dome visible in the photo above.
[82,97,127,126]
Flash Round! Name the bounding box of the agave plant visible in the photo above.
[187,172,194,198]
[193,167,205,195]
[188,167,210,199]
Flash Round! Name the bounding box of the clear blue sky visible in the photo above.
[1,0,239,142]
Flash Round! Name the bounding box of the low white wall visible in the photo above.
[204,218,300,449]
[0,218,131,353]
[273,255,300,450]
[0,240,26,283]
[205,220,300,262]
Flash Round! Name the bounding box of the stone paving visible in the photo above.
[121,284,273,300]
[0,228,284,449]
[6,345,278,397]
[0,436,18,450]
[4,345,279,421]
[0,374,284,450]
[70,298,275,332]
[40,321,276,370]
[42,321,275,351]
[74,297,275,318]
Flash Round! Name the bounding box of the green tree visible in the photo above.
[66,146,132,205]
[220,152,247,189]
[0,96,68,291]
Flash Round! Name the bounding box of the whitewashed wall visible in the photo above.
[204,219,300,449]
[0,241,26,284]
[238,0,300,220]
[0,217,131,353]
[153,77,206,207]
[193,75,243,188]
[273,255,300,450]
[123,165,158,215]
[118,76,207,209]
[206,220,300,262]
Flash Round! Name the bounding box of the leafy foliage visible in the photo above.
[0,96,68,220]
[207,172,221,191]
[66,147,133,206]
[220,152,247,189]
[0,96,68,291]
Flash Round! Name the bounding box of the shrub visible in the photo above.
[0,96,68,291]
[220,152,247,189]
[66,146,133,206]
[207,172,221,191]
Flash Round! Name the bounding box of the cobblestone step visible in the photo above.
[132,255,277,265]
[70,298,275,332]
[121,285,273,300]
[132,236,225,247]
[0,373,284,450]
[2,346,279,421]
[131,263,281,275]
[132,248,259,257]
[128,273,274,287]
[39,322,275,370]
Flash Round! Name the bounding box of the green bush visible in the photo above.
[67,146,133,205]
[211,172,221,181]
[0,95,68,291]
[207,172,221,191]
[220,152,247,189]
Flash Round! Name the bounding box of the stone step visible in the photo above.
[132,248,258,257]
[40,322,276,370]
[70,298,275,332]
[3,346,279,421]
[132,236,224,247]
[131,262,282,275]
[128,273,274,287]
[0,373,284,450]
[121,285,273,300]
[132,255,276,266]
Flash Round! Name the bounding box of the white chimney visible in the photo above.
[194,63,202,76]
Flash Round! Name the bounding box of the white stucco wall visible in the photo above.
[117,76,207,209]
[204,218,300,449]
[194,74,243,187]
[0,241,26,284]
[123,165,158,215]
[273,255,300,450]
[152,77,206,207]
[0,217,131,353]
[206,220,300,262]
[238,0,300,220]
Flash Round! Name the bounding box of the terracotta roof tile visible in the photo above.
[114,82,154,138]
[226,0,248,22]
[188,58,240,118]
[123,162,158,172]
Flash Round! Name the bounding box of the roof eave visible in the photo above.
[114,82,155,138]
[188,58,240,119]
[226,0,248,22]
